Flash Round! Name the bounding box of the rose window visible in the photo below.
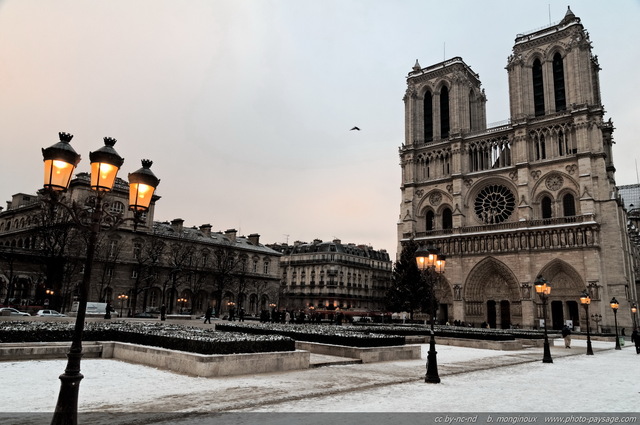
[474,184,516,224]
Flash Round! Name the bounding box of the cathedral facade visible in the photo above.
[397,8,638,331]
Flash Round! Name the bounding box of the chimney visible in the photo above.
[248,233,260,245]
[200,224,212,237]
[224,229,237,242]
[171,218,184,233]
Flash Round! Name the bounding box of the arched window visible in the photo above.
[553,52,566,112]
[440,86,450,138]
[533,59,545,116]
[563,193,576,217]
[541,196,553,219]
[424,91,433,142]
[426,210,435,231]
[442,208,453,230]
[534,134,546,160]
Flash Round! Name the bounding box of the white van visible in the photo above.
[69,302,118,317]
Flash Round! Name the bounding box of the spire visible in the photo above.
[412,59,421,72]
[560,6,576,25]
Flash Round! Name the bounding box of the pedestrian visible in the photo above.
[632,329,640,354]
[239,307,245,322]
[160,304,166,321]
[562,325,572,348]
[104,302,113,320]
[204,305,213,324]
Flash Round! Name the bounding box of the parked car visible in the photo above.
[0,307,31,316]
[35,309,67,317]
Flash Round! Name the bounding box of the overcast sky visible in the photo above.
[1,0,639,260]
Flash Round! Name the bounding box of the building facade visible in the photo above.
[398,8,638,331]
[270,239,392,316]
[0,174,282,317]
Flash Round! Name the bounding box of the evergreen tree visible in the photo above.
[385,239,437,320]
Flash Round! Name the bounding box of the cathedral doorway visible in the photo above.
[567,301,579,328]
[487,300,496,328]
[464,257,520,327]
[500,300,511,329]
[551,300,564,330]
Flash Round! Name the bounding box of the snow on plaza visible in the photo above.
[1,338,638,422]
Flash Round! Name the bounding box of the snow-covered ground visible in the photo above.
[0,338,638,424]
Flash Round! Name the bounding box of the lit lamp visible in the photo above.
[178,297,187,313]
[534,276,553,363]
[42,132,81,192]
[610,297,621,350]
[632,303,638,332]
[415,244,446,384]
[89,137,124,191]
[579,290,594,355]
[128,160,160,212]
[117,294,128,318]
[42,132,160,425]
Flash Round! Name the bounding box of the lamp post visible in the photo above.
[592,314,602,333]
[631,303,638,331]
[579,290,594,355]
[534,276,553,363]
[43,132,160,425]
[177,297,187,314]
[117,293,128,318]
[415,244,446,384]
[610,297,621,350]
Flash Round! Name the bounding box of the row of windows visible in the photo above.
[422,193,576,230]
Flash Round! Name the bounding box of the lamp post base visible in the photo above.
[542,341,553,363]
[425,334,441,383]
[51,351,84,425]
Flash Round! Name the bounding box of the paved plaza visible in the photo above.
[0,326,638,425]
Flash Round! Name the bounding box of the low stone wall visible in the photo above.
[295,341,421,363]
[0,341,103,360]
[105,342,310,377]
[405,335,546,350]
[0,341,310,377]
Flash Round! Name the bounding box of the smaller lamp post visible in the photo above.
[610,297,621,350]
[177,297,187,313]
[592,314,602,333]
[534,276,553,363]
[117,294,128,318]
[632,303,638,331]
[579,290,594,355]
[415,244,446,383]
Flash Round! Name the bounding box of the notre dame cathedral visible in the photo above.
[398,7,638,332]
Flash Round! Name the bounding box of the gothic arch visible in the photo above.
[417,190,453,217]
[464,257,522,327]
[537,259,584,297]
[464,257,520,302]
[531,171,579,199]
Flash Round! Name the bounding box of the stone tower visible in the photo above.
[398,7,637,331]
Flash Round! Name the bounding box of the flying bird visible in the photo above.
[350,126,360,131]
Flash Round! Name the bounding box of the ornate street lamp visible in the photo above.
[579,290,594,355]
[177,297,187,313]
[610,297,621,350]
[415,244,446,383]
[631,303,638,331]
[592,314,602,333]
[118,293,129,318]
[42,132,160,425]
[534,276,553,363]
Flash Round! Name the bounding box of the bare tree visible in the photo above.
[209,242,243,317]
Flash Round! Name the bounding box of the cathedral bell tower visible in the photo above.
[398,7,636,331]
